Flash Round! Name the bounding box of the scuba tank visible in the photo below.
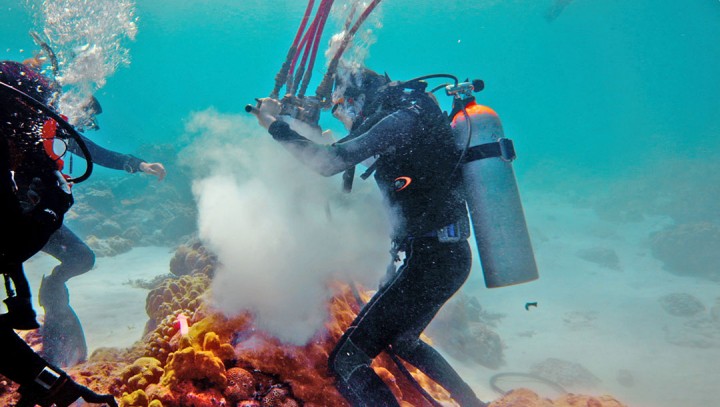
[450,90,538,288]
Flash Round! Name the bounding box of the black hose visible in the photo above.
[0,81,93,183]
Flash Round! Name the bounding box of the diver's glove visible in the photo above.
[16,365,118,407]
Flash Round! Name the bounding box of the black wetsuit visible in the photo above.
[268,91,483,406]
[42,136,145,282]
[0,60,69,393]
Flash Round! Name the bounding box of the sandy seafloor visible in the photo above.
[19,190,720,407]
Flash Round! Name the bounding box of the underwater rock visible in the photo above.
[650,222,720,281]
[426,293,505,369]
[658,293,706,317]
[530,358,601,389]
[575,247,621,271]
[86,235,134,257]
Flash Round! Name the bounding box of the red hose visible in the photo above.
[299,0,334,96]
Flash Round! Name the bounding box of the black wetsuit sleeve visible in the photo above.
[268,108,418,176]
[67,135,145,173]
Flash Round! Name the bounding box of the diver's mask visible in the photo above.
[331,94,365,130]
[75,95,102,132]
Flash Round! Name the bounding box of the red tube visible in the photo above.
[299,0,334,96]
[291,0,315,51]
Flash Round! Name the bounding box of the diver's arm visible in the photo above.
[268,109,417,176]
[67,136,145,173]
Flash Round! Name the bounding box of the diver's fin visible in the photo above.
[39,275,88,367]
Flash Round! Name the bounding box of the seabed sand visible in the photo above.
[16,192,720,407]
[23,246,174,351]
[455,192,720,407]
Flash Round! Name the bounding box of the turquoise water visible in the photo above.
[4,1,719,181]
[3,1,720,406]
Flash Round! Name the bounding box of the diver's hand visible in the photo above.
[139,162,167,181]
[251,97,282,129]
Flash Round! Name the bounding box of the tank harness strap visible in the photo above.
[464,138,516,163]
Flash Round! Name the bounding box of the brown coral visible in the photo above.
[224,367,256,402]
[488,388,627,407]
[145,274,210,327]
[169,240,217,277]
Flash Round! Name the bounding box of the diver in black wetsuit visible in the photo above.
[2,56,166,367]
[38,113,166,367]
[252,68,486,407]
[1,58,118,407]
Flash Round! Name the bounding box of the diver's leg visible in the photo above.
[41,225,95,281]
[327,241,441,407]
[39,225,91,366]
[388,238,486,406]
[328,328,399,407]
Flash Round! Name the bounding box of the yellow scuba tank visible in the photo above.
[451,100,538,288]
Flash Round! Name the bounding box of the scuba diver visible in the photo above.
[11,53,167,367]
[1,56,117,407]
[251,67,487,407]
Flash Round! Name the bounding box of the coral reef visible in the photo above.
[650,222,720,281]
[530,358,601,390]
[488,388,626,407]
[658,292,706,317]
[0,239,630,407]
[65,143,198,251]
[169,239,217,277]
[145,274,210,332]
[86,234,134,257]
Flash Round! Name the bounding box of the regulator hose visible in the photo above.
[0,81,93,183]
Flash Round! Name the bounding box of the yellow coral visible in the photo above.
[159,330,236,390]
[120,389,149,407]
[122,357,165,392]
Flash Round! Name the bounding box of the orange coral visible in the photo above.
[488,389,627,407]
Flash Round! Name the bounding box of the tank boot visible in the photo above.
[0,296,40,330]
